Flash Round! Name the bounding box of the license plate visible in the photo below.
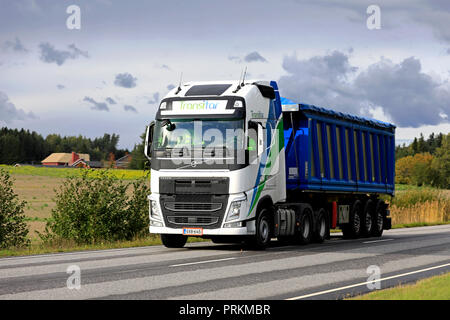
[183,227,203,236]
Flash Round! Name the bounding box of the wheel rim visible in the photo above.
[376,211,383,231]
[259,217,269,242]
[353,211,361,233]
[319,218,326,237]
[303,218,310,238]
[365,212,372,231]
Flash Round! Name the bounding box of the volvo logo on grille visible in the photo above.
[190,161,197,168]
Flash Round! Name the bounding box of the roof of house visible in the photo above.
[116,154,131,163]
[42,153,90,163]
[71,159,88,167]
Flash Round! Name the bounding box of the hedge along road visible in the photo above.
[0,225,449,300]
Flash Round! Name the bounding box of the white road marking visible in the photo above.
[286,262,450,300]
[0,246,159,262]
[170,257,237,267]
[363,238,394,244]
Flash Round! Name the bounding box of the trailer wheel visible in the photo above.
[342,200,362,239]
[161,234,187,248]
[296,209,313,245]
[313,208,327,243]
[371,200,385,237]
[361,199,375,237]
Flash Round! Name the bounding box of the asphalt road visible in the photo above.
[0,225,449,300]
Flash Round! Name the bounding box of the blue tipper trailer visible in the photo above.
[276,97,395,240]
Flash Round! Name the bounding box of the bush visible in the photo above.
[388,189,450,225]
[41,169,150,244]
[389,188,446,208]
[395,153,433,186]
[430,134,450,189]
[395,133,450,189]
[0,169,29,248]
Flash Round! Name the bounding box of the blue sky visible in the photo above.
[1,0,449,149]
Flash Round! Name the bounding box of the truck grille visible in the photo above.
[167,216,219,225]
[160,193,228,229]
[164,202,222,212]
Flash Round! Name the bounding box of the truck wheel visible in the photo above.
[371,200,385,237]
[342,200,362,239]
[361,199,375,237]
[248,208,273,249]
[296,209,313,245]
[161,234,187,248]
[313,208,327,243]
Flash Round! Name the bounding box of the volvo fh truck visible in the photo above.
[144,80,394,249]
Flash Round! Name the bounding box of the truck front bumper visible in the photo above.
[149,225,253,236]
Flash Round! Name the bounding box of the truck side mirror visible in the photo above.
[257,122,264,157]
[144,121,155,161]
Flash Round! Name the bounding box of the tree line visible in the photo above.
[395,132,449,189]
[0,127,129,164]
[395,132,444,160]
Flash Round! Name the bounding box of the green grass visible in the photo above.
[0,165,149,180]
[23,216,49,222]
[394,184,426,191]
[351,272,450,300]
[0,236,210,258]
[390,188,449,208]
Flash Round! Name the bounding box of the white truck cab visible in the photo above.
[145,80,286,248]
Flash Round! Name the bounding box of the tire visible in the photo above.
[247,208,273,249]
[371,200,385,237]
[342,200,362,239]
[313,208,327,243]
[160,234,187,248]
[296,209,313,245]
[361,199,375,237]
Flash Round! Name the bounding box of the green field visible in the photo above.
[0,164,149,180]
[351,272,450,300]
[0,165,150,243]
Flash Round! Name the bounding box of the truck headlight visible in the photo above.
[150,200,162,220]
[150,220,163,227]
[225,199,246,222]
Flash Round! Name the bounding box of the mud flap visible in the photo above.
[383,217,392,230]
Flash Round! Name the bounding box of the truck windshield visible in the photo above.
[153,119,245,152]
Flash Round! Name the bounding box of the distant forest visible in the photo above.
[395,132,449,189]
[1,127,448,184]
[0,127,132,165]
[396,132,445,160]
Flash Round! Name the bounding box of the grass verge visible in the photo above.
[350,272,450,300]
[0,236,209,258]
